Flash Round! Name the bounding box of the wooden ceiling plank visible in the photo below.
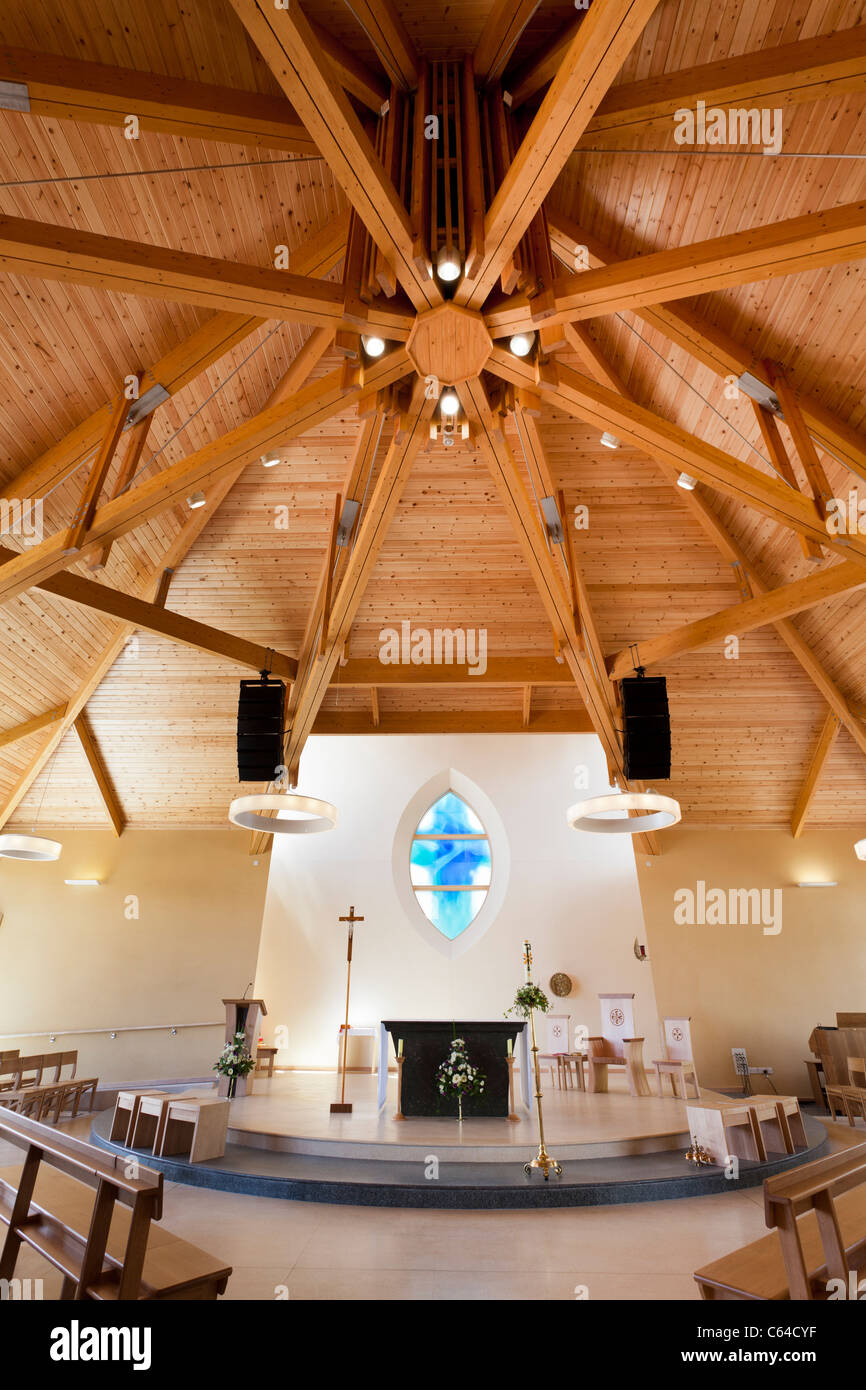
[73,712,125,837]
[486,348,866,563]
[0,45,318,153]
[581,25,866,147]
[791,713,841,839]
[606,560,866,680]
[0,215,412,338]
[228,0,437,312]
[506,12,584,107]
[488,200,866,333]
[547,209,866,481]
[474,1,542,86]
[0,704,68,750]
[341,0,419,90]
[458,0,662,308]
[535,326,866,765]
[0,350,413,608]
[307,21,390,111]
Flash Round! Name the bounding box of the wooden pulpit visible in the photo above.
[220,997,267,1097]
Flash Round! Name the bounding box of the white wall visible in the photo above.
[253,734,658,1066]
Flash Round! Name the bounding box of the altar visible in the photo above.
[377,1020,532,1116]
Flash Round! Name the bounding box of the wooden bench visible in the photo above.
[2,1075,99,1124]
[0,1106,231,1300]
[694,1142,866,1300]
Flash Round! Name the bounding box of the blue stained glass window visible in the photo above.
[411,792,491,939]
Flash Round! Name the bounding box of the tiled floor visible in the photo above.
[2,1112,862,1301]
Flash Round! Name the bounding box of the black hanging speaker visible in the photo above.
[621,675,671,780]
[236,677,286,782]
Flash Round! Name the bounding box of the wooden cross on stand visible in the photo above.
[331,906,365,1114]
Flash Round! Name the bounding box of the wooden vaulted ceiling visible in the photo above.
[0,0,866,845]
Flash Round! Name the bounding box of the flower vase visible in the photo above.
[458,1095,463,1125]
[227,1075,237,1100]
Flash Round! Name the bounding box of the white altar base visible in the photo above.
[224,1069,696,1163]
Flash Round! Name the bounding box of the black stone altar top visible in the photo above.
[383,1020,526,1118]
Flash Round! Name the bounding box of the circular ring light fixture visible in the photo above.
[567,791,681,835]
[228,792,337,835]
[0,833,62,861]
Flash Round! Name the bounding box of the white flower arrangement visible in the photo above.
[436,1036,485,1102]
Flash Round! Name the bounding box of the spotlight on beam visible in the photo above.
[600,432,619,449]
[509,332,535,358]
[261,453,281,468]
[439,388,460,417]
[677,472,698,490]
[436,246,462,283]
[187,491,207,510]
[361,334,386,358]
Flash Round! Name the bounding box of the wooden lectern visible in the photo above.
[220,997,267,1098]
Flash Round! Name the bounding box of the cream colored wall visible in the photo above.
[253,734,658,1067]
[635,826,866,1098]
[0,829,268,1085]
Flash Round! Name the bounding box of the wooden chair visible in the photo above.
[9,1054,45,1089]
[0,1108,231,1299]
[839,1056,866,1126]
[694,1142,866,1300]
[653,1016,700,1099]
[0,1052,20,1092]
[47,1051,78,1083]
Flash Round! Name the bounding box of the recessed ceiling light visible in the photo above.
[436,246,461,282]
[361,334,386,358]
[677,472,698,490]
[439,388,460,417]
[600,432,619,449]
[509,332,535,358]
[187,491,206,509]
[261,453,281,468]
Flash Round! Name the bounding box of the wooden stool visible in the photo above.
[110,1090,165,1145]
[686,1098,766,1166]
[158,1098,230,1163]
[255,1046,277,1077]
[130,1093,178,1153]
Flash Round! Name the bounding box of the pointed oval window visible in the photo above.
[409,791,492,940]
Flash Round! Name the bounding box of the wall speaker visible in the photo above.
[621,675,671,780]
[237,677,286,782]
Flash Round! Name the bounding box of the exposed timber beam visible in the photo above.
[606,561,866,680]
[0,211,348,509]
[0,349,412,609]
[0,215,412,338]
[73,713,126,837]
[341,0,419,90]
[456,0,662,308]
[485,348,866,565]
[307,20,390,111]
[791,712,841,839]
[535,325,866,766]
[0,45,318,152]
[0,705,67,749]
[228,0,438,312]
[580,26,866,146]
[312,710,593,735]
[547,209,866,482]
[335,657,572,685]
[474,0,542,85]
[31,569,298,681]
[487,200,866,333]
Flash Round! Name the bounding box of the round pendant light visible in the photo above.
[0,832,62,861]
[567,791,681,834]
[228,792,337,835]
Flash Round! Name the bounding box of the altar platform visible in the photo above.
[89,1071,829,1209]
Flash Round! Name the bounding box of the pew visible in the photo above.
[694,1143,866,1299]
[0,1107,232,1299]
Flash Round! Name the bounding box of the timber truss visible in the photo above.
[2,1,866,854]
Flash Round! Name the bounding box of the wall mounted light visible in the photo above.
[795,880,837,887]
[855,839,866,860]
[64,879,101,886]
